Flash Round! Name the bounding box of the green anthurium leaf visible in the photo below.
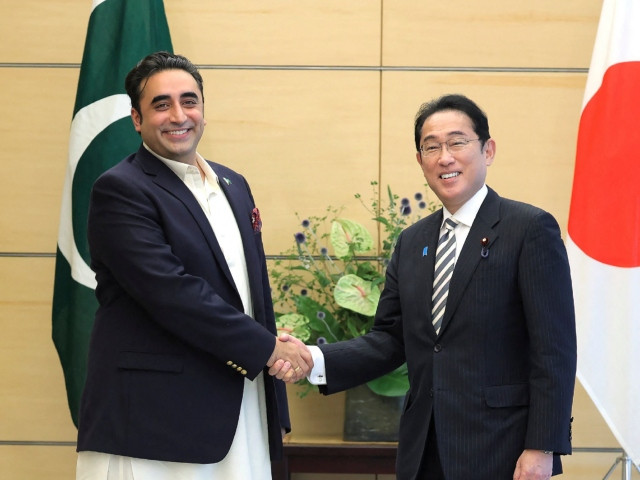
[333,274,380,316]
[366,364,409,397]
[275,313,311,342]
[330,219,374,258]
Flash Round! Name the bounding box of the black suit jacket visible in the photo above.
[320,187,576,480]
[77,145,289,463]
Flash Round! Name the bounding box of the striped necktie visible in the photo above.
[431,218,459,334]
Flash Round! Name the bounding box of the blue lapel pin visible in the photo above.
[223,177,231,185]
[422,246,429,256]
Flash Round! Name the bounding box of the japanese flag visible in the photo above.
[567,0,640,468]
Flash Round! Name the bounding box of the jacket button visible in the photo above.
[226,360,233,365]
[434,344,442,353]
[241,369,247,375]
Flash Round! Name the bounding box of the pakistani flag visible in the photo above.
[52,0,172,426]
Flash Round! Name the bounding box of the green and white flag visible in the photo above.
[52,0,172,426]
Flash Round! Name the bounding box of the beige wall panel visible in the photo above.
[0,68,76,253]
[196,69,381,255]
[166,0,381,66]
[0,1,88,64]
[0,445,76,480]
[571,382,618,447]
[0,258,76,440]
[383,0,600,68]
[1,0,383,65]
[2,0,381,66]
[286,384,345,439]
[563,451,640,479]
[379,72,586,236]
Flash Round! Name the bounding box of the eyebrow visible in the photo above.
[423,130,468,141]
[150,91,200,104]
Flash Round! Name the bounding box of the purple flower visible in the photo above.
[317,337,327,345]
[300,289,308,296]
[320,247,328,256]
[419,201,427,209]
[301,219,310,228]
[414,192,423,201]
[316,311,326,320]
[400,197,410,206]
[401,205,412,216]
[282,284,289,292]
[294,232,306,244]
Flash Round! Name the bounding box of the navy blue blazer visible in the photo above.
[320,187,576,480]
[77,145,289,463]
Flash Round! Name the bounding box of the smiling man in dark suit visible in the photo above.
[274,94,576,480]
[75,51,312,480]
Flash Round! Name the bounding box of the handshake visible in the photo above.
[266,333,313,383]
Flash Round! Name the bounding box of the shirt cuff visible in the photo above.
[307,346,327,385]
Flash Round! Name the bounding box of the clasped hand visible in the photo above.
[266,334,313,383]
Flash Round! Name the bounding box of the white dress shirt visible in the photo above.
[77,146,271,480]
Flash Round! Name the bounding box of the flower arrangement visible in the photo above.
[270,181,438,397]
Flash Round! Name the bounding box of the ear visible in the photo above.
[415,151,423,166]
[131,108,142,133]
[483,138,496,166]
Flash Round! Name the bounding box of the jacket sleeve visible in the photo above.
[519,210,576,454]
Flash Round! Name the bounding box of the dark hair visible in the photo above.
[125,51,204,114]
[413,94,490,151]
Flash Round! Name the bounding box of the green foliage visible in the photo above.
[270,181,438,396]
[367,363,410,397]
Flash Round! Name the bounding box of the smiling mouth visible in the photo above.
[166,129,189,136]
[441,172,460,180]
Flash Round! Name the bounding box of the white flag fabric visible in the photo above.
[567,0,640,468]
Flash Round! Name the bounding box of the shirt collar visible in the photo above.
[442,184,488,228]
[142,142,220,187]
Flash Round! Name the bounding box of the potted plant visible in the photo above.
[270,181,438,441]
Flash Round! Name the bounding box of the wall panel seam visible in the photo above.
[0,252,56,258]
[0,440,76,446]
[0,253,383,261]
[0,63,588,73]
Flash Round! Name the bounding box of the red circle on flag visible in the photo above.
[568,62,640,268]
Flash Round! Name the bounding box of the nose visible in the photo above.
[169,104,187,123]
[437,145,455,164]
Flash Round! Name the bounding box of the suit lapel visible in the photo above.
[403,212,443,341]
[440,188,501,334]
[136,147,238,292]
[418,213,443,325]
